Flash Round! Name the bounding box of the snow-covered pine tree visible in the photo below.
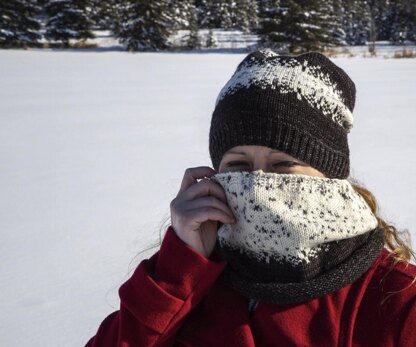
[342,0,371,45]
[388,0,416,43]
[88,0,117,30]
[0,0,41,48]
[44,0,95,47]
[258,0,337,53]
[302,0,343,51]
[115,0,172,51]
[183,4,201,49]
[221,1,234,29]
[104,0,126,35]
[194,0,209,28]
[202,0,233,29]
[366,0,389,42]
[256,0,282,48]
[169,0,198,30]
[230,0,259,33]
[247,0,259,31]
[320,0,346,47]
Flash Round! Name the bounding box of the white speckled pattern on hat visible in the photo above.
[215,49,353,133]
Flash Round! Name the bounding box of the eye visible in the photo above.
[227,161,249,167]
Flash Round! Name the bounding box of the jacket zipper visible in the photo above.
[248,298,259,315]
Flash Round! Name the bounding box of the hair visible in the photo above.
[349,178,415,265]
[348,177,416,303]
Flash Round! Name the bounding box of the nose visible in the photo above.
[252,162,269,172]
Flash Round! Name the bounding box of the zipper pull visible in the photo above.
[248,298,259,314]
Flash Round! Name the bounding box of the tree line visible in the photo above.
[1,0,415,52]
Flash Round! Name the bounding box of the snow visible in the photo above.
[0,49,415,346]
[0,28,14,37]
[32,29,416,58]
[168,28,259,50]
[82,30,416,58]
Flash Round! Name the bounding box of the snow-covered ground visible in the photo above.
[0,50,415,346]
[56,29,416,58]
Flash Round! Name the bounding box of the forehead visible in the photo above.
[224,145,287,155]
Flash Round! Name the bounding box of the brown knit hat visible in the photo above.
[208,48,356,179]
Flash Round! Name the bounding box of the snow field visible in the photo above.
[0,50,415,346]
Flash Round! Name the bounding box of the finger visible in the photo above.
[185,206,236,227]
[180,178,229,205]
[182,196,235,219]
[177,166,217,196]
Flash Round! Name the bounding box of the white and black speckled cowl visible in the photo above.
[210,170,385,305]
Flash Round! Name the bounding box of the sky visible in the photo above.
[0,49,415,346]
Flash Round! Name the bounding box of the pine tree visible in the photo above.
[342,0,371,45]
[320,0,346,46]
[44,0,95,47]
[179,2,201,49]
[115,0,172,51]
[247,0,259,31]
[88,0,117,30]
[230,0,259,33]
[367,0,389,42]
[258,0,337,53]
[169,0,198,30]
[388,0,416,43]
[202,0,233,29]
[104,0,125,35]
[194,0,210,28]
[256,0,282,48]
[0,0,41,48]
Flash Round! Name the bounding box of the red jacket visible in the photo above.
[86,226,416,347]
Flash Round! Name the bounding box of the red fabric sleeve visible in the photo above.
[85,225,227,347]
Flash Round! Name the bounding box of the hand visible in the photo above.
[170,166,236,258]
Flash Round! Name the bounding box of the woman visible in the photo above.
[86,49,416,346]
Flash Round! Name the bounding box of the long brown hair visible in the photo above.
[348,177,416,303]
[349,177,415,264]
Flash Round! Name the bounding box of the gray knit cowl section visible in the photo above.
[210,171,385,305]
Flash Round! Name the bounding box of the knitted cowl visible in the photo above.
[210,170,385,305]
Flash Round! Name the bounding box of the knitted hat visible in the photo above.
[208,49,356,179]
